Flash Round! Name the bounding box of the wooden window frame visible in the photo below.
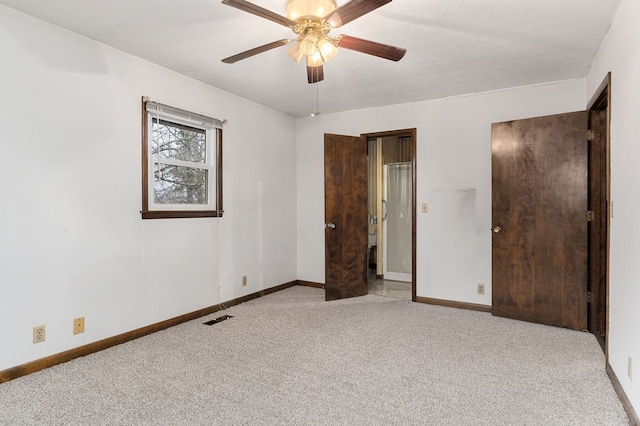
[141,99,223,219]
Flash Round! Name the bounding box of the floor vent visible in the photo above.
[203,315,233,325]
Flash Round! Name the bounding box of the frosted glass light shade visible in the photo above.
[299,32,320,56]
[287,0,337,20]
[306,51,324,67]
[287,32,338,64]
[286,41,304,63]
[318,37,338,62]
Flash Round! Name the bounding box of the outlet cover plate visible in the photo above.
[33,325,46,343]
[477,283,485,295]
[74,317,85,335]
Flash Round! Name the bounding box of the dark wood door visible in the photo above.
[324,133,368,301]
[492,111,588,330]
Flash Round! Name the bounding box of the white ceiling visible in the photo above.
[0,0,621,117]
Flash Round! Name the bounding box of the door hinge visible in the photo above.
[587,211,595,222]
[587,130,595,141]
[587,291,594,303]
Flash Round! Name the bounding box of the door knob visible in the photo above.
[492,226,502,233]
[326,223,336,229]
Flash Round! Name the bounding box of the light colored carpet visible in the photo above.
[0,286,629,425]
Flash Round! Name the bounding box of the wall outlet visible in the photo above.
[33,325,46,343]
[421,203,428,213]
[242,276,247,286]
[629,356,633,381]
[73,317,85,335]
[477,283,485,295]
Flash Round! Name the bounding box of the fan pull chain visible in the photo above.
[310,80,320,117]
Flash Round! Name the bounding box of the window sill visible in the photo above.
[141,210,224,219]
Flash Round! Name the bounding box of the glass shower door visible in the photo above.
[382,163,412,282]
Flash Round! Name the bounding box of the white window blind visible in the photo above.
[144,99,226,129]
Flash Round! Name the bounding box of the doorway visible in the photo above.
[365,130,416,300]
[587,73,611,354]
[323,129,416,302]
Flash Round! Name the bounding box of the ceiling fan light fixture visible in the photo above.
[286,41,304,63]
[287,28,337,65]
[318,37,338,62]
[287,0,337,20]
[306,51,324,67]
[299,31,320,56]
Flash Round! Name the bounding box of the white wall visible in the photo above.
[0,5,297,371]
[297,80,586,304]
[586,0,640,414]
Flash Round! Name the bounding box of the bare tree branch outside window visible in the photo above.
[151,118,208,205]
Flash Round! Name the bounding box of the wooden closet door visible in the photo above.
[492,111,588,330]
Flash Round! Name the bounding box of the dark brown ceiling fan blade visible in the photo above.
[307,64,325,84]
[222,0,297,27]
[222,39,290,63]
[324,0,392,28]
[338,35,406,61]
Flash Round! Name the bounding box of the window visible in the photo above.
[142,98,224,219]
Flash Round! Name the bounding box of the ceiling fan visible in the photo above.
[221,0,407,83]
